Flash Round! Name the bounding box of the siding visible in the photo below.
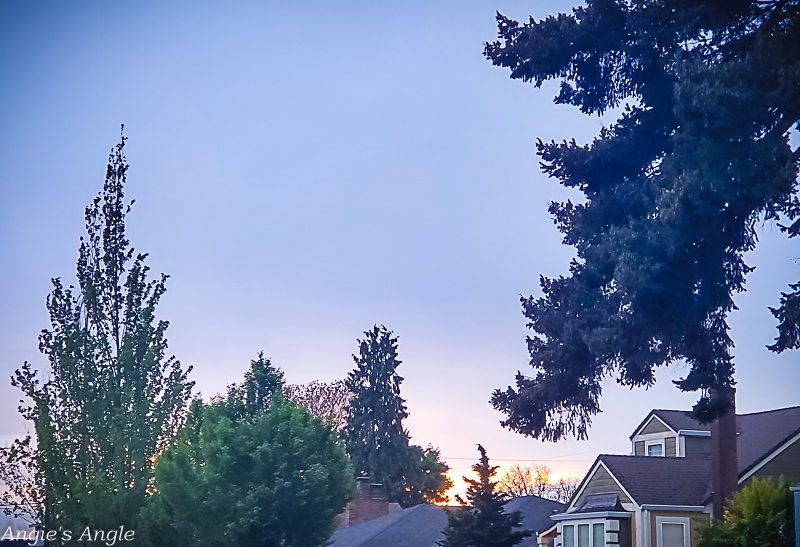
[666,437,677,457]
[684,436,711,460]
[640,418,671,436]
[647,511,710,547]
[743,436,800,485]
[635,441,645,456]
[573,465,631,507]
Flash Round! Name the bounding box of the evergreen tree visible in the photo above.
[140,357,353,547]
[484,0,800,441]
[344,325,411,500]
[438,445,532,547]
[343,325,452,506]
[7,128,194,540]
[223,351,285,418]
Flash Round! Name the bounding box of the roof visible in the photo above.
[506,496,566,546]
[630,409,710,439]
[328,496,565,547]
[328,504,446,547]
[599,455,711,506]
[736,406,800,477]
[631,406,800,478]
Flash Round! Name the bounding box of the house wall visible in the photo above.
[741,437,800,486]
[609,517,633,547]
[634,437,676,457]
[647,511,709,547]
[573,466,632,507]
[665,437,677,457]
[640,419,670,436]
[684,436,711,460]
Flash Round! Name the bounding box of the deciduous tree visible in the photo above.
[699,477,796,547]
[497,463,551,498]
[6,129,194,538]
[285,379,352,432]
[485,0,800,441]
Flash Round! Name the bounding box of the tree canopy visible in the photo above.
[141,356,353,547]
[485,0,800,441]
[699,477,796,547]
[437,445,532,547]
[343,325,452,506]
[3,129,194,536]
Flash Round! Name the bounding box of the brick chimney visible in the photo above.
[340,478,392,527]
[709,387,737,521]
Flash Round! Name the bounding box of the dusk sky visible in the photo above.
[1,0,797,493]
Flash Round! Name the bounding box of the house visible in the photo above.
[793,481,800,547]
[0,509,42,546]
[328,495,564,547]
[549,404,800,547]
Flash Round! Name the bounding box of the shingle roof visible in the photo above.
[328,504,446,547]
[599,454,711,506]
[737,406,800,476]
[652,410,713,433]
[635,406,800,477]
[328,496,565,547]
[610,405,800,508]
[506,496,566,546]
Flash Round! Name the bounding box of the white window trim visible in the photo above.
[656,516,690,547]
[559,519,606,547]
[646,439,665,457]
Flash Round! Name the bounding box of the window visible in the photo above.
[656,517,690,547]
[593,523,604,546]
[646,440,664,457]
[578,524,589,547]
[561,522,604,547]
[563,525,575,547]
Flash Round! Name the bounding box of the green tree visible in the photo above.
[6,128,194,540]
[438,445,532,547]
[699,477,796,547]
[140,357,353,547]
[484,1,800,440]
[402,445,454,506]
[343,325,452,506]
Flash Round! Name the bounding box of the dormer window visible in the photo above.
[646,440,664,457]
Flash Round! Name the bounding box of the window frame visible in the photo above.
[560,520,606,547]
[645,439,665,457]
[655,516,691,547]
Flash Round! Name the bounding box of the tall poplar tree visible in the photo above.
[9,128,194,539]
[484,0,800,441]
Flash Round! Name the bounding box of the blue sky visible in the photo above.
[1,0,797,489]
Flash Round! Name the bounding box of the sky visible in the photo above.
[1,0,798,496]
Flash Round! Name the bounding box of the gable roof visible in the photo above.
[630,406,800,478]
[630,409,710,439]
[737,406,800,477]
[599,455,711,506]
